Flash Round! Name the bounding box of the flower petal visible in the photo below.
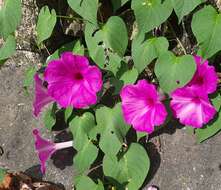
[33,74,53,117]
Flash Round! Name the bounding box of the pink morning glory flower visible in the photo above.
[187,56,218,94]
[170,87,216,128]
[33,129,73,174]
[120,80,167,134]
[33,74,54,117]
[44,52,102,108]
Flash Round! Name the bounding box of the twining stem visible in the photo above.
[167,21,187,55]
[87,163,103,174]
[56,15,85,22]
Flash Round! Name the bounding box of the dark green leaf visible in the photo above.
[111,0,129,12]
[0,168,6,183]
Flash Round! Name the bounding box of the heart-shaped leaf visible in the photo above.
[192,5,221,58]
[103,143,150,190]
[36,6,57,45]
[0,35,16,62]
[132,36,169,73]
[131,0,172,33]
[95,103,130,156]
[0,0,21,38]
[75,176,104,190]
[155,52,196,93]
[170,0,204,22]
[67,0,98,24]
[111,0,129,12]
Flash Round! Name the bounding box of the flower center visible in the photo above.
[74,72,83,80]
[195,76,204,85]
[146,98,155,106]
[192,96,201,104]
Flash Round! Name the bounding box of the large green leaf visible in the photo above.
[75,176,104,190]
[103,143,150,190]
[102,16,128,57]
[36,6,57,45]
[0,0,21,38]
[0,35,16,62]
[132,36,169,73]
[131,0,172,33]
[67,0,98,24]
[170,0,204,22]
[111,0,130,12]
[192,5,221,59]
[95,103,130,156]
[69,112,95,150]
[195,94,221,143]
[74,140,98,175]
[155,52,196,94]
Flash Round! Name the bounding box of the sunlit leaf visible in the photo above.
[0,35,16,62]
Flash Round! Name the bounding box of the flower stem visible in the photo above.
[54,140,73,150]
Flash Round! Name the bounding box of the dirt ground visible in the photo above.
[1,0,221,190]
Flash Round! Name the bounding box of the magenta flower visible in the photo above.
[33,129,73,174]
[33,74,54,117]
[44,52,102,108]
[170,87,216,128]
[187,56,218,94]
[120,80,167,134]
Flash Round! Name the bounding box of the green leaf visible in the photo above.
[95,103,130,156]
[75,176,104,190]
[23,67,37,88]
[69,112,95,150]
[120,67,139,85]
[136,131,147,141]
[132,36,169,73]
[103,143,150,190]
[0,35,16,62]
[111,0,129,12]
[36,6,57,45]
[155,51,196,93]
[195,94,221,143]
[85,22,105,68]
[106,53,123,76]
[46,40,84,64]
[67,0,98,24]
[43,103,56,131]
[131,0,172,33]
[64,107,73,123]
[102,16,128,56]
[192,5,221,59]
[170,0,204,22]
[0,168,6,183]
[74,140,98,175]
[0,0,21,38]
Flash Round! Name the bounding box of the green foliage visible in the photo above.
[95,103,130,156]
[132,36,169,73]
[0,168,6,183]
[0,35,16,62]
[67,0,98,24]
[43,103,56,131]
[155,52,196,93]
[170,0,204,22]
[36,6,57,45]
[103,143,150,189]
[0,0,21,39]
[23,67,37,89]
[192,5,221,59]
[111,0,130,12]
[75,176,104,190]
[132,0,172,33]
[47,40,84,64]
[195,94,221,143]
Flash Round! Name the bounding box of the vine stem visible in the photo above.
[167,21,187,55]
[87,164,103,174]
